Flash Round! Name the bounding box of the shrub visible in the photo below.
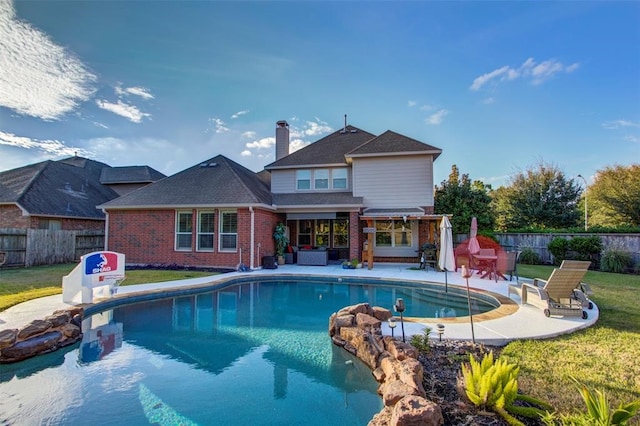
[548,237,570,265]
[600,249,633,274]
[518,248,541,265]
[568,236,603,261]
[541,377,640,425]
[409,327,431,353]
[460,351,551,425]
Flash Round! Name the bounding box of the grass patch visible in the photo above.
[0,264,215,311]
[504,264,640,419]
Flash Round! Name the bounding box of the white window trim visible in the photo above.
[218,210,238,252]
[197,210,215,252]
[175,210,193,251]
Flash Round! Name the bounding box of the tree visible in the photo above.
[435,165,494,234]
[493,161,581,230]
[587,164,640,227]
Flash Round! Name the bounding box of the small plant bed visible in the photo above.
[419,341,546,426]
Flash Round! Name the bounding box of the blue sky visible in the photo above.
[1,1,638,188]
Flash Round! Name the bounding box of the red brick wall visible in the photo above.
[0,205,29,228]
[349,211,360,260]
[0,205,103,231]
[106,207,281,269]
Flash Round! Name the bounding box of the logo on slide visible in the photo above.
[85,252,118,275]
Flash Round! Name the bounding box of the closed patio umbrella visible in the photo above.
[438,216,455,292]
[468,217,480,255]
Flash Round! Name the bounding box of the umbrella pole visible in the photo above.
[461,266,476,344]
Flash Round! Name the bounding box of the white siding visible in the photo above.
[352,156,434,207]
[270,170,296,194]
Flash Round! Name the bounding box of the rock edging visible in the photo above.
[329,303,444,426]
[0,307,84,363]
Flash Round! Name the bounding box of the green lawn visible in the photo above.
[0,264,215,311]
[503,264,640,419]
[1,263,639,421]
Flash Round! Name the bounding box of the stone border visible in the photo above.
[329,303,444,426]
[0,307,83,363]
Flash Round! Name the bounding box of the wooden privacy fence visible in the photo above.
[493,233,640,265]
[0,229,105,267]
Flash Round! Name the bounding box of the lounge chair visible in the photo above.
[559,259,594,308]
[510,268,591,318]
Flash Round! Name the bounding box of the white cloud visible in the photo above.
[0,0,96,119]
[482,97,495,105]
[96,99,151,123]
[470,57,579,91]
[289,138,310,153]
[0,130,92,157]
[602,119,640,130]
[291,119,333,137]
[240,149,252,156]
[470,66,512,91]
[231,110,250,119]
[208,117,229,133]
[242,131,256,138]
[115,84,154,100]
[407,100,417,107]
[425,109,449,125]
[245,136,274,150]
[625,135,640,144]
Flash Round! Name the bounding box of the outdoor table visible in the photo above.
[472,254,506,281]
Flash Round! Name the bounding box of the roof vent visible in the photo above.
[208,162,217,167]
[350,129,357,133]
[200,162,208,167]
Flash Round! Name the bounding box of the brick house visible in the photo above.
[101,120,444,270]
[0,156,164,266]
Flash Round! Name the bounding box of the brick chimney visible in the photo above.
[275,120,289,160]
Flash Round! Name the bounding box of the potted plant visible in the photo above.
[273,223,289,265]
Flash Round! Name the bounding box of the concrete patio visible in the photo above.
[0,262,599,346]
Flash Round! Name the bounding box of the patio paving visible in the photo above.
[0,263,598,346]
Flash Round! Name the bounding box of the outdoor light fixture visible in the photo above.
[388,318,397,338]
[402,215,407,223]
[394,298,406,342]
[436,323,445,341]
[577,174,588,231]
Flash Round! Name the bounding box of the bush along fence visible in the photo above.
[492,233,640,273]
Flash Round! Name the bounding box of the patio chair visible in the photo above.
[502,251,520,281]
[510,268,591,319]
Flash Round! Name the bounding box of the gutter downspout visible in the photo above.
[103,209,109,251]
[249,206,255,269]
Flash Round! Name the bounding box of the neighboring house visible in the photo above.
[0,156,165,266]
[101,120,444,270]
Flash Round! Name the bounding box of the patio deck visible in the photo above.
[0,263,598,346]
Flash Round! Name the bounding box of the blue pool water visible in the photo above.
[0,278,498,425]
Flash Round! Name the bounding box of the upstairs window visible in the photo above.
[314,169,329,189]
[296,170,311,190]
[332,169,347,189]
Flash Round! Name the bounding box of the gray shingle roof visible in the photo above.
[272,192,363,207]
[347,130,442,159]
[0,157,118,219]
[264,125,376,169]
[101,155,272,208]
[100,166,166,184]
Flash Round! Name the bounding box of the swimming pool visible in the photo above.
[0,277,499,425]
